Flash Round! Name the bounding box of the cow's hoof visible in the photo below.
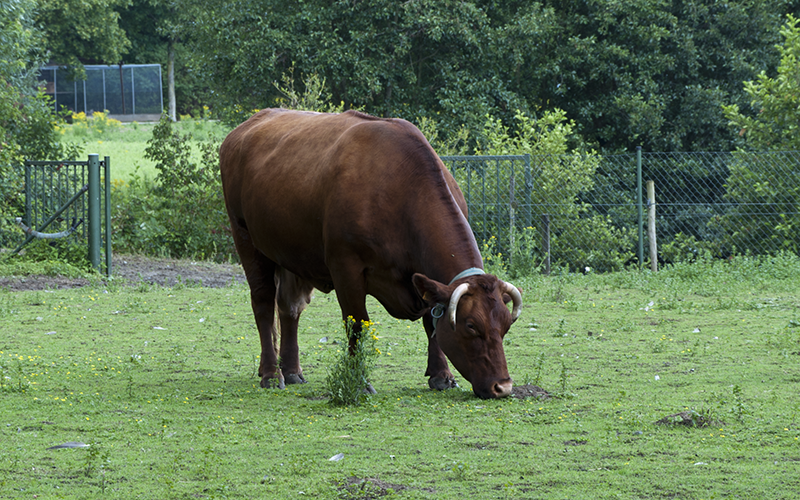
[260,376,285,390]
[429,376,459,391]
[284,373,307,385]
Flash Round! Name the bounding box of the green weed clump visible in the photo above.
[326,317,379,406]
[5,238,93,274]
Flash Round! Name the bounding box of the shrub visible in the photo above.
[326,318,379,407]
[661,232,716,264]
[551,215,636,272]
[12,239,92,274]
[111,115,233,261]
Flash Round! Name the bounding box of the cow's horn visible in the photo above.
[448,283,470,328]
[503,282,523,323]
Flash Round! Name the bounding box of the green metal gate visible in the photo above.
[15,154,112,276]
[440,155,532,254]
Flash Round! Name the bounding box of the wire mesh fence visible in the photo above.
[442,151,800,273]
[2,151,795,275]
[38,64,163,119]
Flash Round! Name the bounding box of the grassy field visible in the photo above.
[1,256,799,499]
[60,118,230,182]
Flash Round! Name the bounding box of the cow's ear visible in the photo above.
[412,273,449,306]
[502,286,523,305]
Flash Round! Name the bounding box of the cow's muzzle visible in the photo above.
[475,378,513,399]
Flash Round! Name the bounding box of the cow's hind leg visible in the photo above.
[276,268,314,384]
[229,218,283,389]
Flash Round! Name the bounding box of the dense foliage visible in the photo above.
[112,115,230,260]
[723,14,800,152]
[27,0,800,152]
[1,0,80,247]
[35,0,132,77]
[173,0,795,152]
[714,16,800,256]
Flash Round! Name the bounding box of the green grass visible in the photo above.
[60,119,230,182]
[1,256,800,498]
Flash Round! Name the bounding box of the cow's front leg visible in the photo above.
[329,260,377,394]
[422,313,459,390]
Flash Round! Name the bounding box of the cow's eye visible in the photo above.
[465,321,478,335]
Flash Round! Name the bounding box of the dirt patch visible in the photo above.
[510,384,551,400]
[340,477,434,499]
[654,410,723,428]
[0,254,247,291]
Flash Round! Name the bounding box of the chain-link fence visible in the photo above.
[38,64,163,120]
[442,151,800,273]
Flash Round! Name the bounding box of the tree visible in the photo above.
[1,0,80,246]
[36,0,132,77]
[723,14,800,151]
[118,0,176,119]
[178,0,792,152]
[715,15,800,255]
[510,0,790,152]
[179,0,534,131]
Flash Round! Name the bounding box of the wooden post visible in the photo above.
[647,180,657,272]
[542,214,551,275]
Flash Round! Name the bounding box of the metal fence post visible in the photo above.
[104,156,113,277]
[87,154,101,270]
[523,154,532,230]
[24,163,32,227]
[636,147,644,270]
[542,214,551,276]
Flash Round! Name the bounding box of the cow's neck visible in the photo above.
[420,212,484,285]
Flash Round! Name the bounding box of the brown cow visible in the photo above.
[219,109,522,399]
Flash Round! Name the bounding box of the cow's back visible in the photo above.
[219,109,466,293]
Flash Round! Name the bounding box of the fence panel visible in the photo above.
[38,64,163,119]
[5,155,113,276]
[441,155,532,255]
[442,151,800,273]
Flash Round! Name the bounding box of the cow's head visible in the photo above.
[413,273,522,399]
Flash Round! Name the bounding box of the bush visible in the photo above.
[1,1,80,249]
[111,115,233,261]
[660,232,716,264]
[711,152,800,256]
[551,215,636,273]
[12,239,92,274]
[326,318,379,407]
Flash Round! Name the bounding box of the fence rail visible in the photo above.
[442,151,800,273]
